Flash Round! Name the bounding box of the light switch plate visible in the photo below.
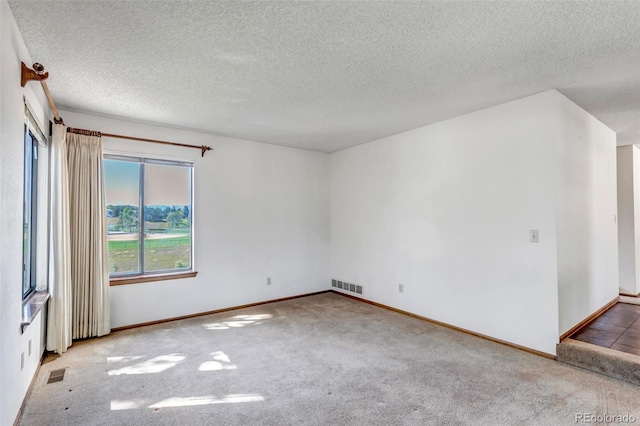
[530,230,539,243]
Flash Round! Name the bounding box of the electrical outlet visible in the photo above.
[529,230,539,243]
[267,277,271,286]
[399,283,404,293]
[21,352,24,371]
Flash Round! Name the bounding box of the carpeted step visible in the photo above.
[556,338,640,386]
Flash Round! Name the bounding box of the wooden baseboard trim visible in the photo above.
[619,291,640,298]
[111,290,332,332]
[559,296,619,342]
[13,351,46,426]
[331,290,555,359]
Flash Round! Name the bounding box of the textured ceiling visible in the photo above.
[8,0,640,152]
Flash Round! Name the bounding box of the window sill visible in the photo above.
[110,271,197,286]
[21,291,50,334]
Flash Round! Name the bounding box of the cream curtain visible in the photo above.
[66,131,111,339]
[47,124,72,353]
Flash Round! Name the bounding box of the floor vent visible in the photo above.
[332,279,363,295]
[47,368,66,384]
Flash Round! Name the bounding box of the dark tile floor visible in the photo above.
[571,302,640,356]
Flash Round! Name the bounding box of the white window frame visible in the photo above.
[103,153,194,280]
[22,102,48,299]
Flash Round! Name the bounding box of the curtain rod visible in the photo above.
[21,61,213,157]
[68,128,213,157]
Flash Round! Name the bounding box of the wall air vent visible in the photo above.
[331,279,363,296]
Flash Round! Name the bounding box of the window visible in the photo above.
[22,126,39,298]
[104,154,193,278]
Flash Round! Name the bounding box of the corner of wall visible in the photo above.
[330,91,564,355]
[555,94,619,335]
[617,145,638,295]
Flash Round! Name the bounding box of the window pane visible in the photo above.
[104,159,141,274]
[144,164,192,272]
[22,131,36,297]
[30,139,38,290]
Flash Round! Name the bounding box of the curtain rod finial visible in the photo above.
[201,145,213,157]
[21,61,48,87]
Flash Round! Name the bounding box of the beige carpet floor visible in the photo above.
[19,292,640,425]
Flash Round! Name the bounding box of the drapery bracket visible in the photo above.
[201,145,212,157]
[21,61,65,125]
[21,61,48,87]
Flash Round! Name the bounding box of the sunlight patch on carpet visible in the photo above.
[107,354,185,375]
[110,400,146,411]
[107,356,144,364]
[149,394,265,408]
[199,351,237,371]
[110,394,264,411]
[203,313,273,330]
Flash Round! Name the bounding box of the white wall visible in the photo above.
[555,94,619,335]
[0,2,50,424]
[617,145,640,296]
[58,110,330,328]
[630,145,640,295]
[330,90,619,356]
[331,91,563,355]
